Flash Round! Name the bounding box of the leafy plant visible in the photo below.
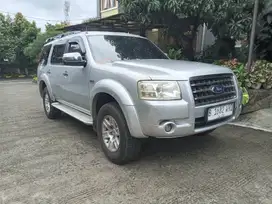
[4,75,12,79]
[246,60,272,89]
[167,48,183,60]
[216,59,272,89]
[214,58,248,88]
[241,87,249,105]
[255,1,272,61]
[32,76,38,83]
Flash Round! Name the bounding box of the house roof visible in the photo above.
[59,13,167,32]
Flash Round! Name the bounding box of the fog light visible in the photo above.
[165,123,173,132]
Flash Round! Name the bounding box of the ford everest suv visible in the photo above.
[37,31,242,164]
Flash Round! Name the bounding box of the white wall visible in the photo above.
[195,24,216,53]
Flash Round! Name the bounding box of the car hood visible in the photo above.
[112,59,233,80]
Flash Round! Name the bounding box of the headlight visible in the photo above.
[138,81,181,100]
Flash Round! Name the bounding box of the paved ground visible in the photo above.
[230,108,272,133]
[0,80,272,204]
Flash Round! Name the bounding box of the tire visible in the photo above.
[42,87,61,119]
[97,102,142,165]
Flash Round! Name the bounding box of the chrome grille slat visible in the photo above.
[190,79,232,87]
[194,91,236,100]
[192,85,235,93]
[190,74,237,107]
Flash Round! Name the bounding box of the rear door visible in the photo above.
[48,41,68,101]
[37,44,52,80]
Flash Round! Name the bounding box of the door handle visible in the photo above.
[63,71,68,77]
[47,70,51,74]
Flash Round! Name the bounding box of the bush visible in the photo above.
[246,60,272,89]
[166,46,186,60]
[214,59,248,88]
[215,59,272,90]
[1,73,29,79]
[32,75,38,83]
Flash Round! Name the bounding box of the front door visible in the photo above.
[60,37,91,112]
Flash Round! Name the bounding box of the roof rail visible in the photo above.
[44,31,82,44]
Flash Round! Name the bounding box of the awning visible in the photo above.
[60,14,167,32]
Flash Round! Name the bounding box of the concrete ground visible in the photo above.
[230,108,272,133]
[0,80,272,204]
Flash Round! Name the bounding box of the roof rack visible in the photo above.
[44,31,82,44]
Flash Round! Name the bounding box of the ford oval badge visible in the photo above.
[211,85,224,94]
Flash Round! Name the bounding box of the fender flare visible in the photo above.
[90,79,146,138]
[90,79,134,107]
[38,74,55,101]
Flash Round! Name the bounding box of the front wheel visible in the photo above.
[97,102,142,165]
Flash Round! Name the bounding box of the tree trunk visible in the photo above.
[140,25,146,37]
[186,24,198,61]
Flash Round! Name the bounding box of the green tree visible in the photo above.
[45,22,69,32]
[24,30,61,65]
[120,0,270,60]
[119,0,220,59]
[0,12,40,73]
[255,1,272,61]
[24,22,68,65]
[23,22,66,65]
[11,13,40,69]
[0,14,16,63]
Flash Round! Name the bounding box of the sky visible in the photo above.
[0,0,98,31]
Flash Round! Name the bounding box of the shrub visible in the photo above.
[246,60,272,89]
[214,59,248,88]
[167,47,185,60]
[3,74,10,79]
[32,75,38,83]
[215,59,272,90]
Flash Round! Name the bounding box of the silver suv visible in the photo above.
[38,31,242,164]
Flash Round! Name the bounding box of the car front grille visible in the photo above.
[190,74,237,107]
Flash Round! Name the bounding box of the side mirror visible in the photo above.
[63,52,86,67]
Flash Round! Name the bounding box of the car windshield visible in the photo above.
[87,35,168,63]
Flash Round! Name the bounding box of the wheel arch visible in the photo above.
[90,79,145,138]
[38,74,55,101]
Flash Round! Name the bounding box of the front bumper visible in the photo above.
[127,81,242,138]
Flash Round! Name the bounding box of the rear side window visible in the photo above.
[51,44,66,64]
[39,45,52,66]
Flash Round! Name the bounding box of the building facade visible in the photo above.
[100,0,119,18]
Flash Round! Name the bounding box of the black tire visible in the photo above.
[97,102,142,165]
[42,87,61,119]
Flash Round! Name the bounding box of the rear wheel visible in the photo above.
[42,87,61,119]
[97,102,142,165]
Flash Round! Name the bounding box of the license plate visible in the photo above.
[207,103,234,122]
